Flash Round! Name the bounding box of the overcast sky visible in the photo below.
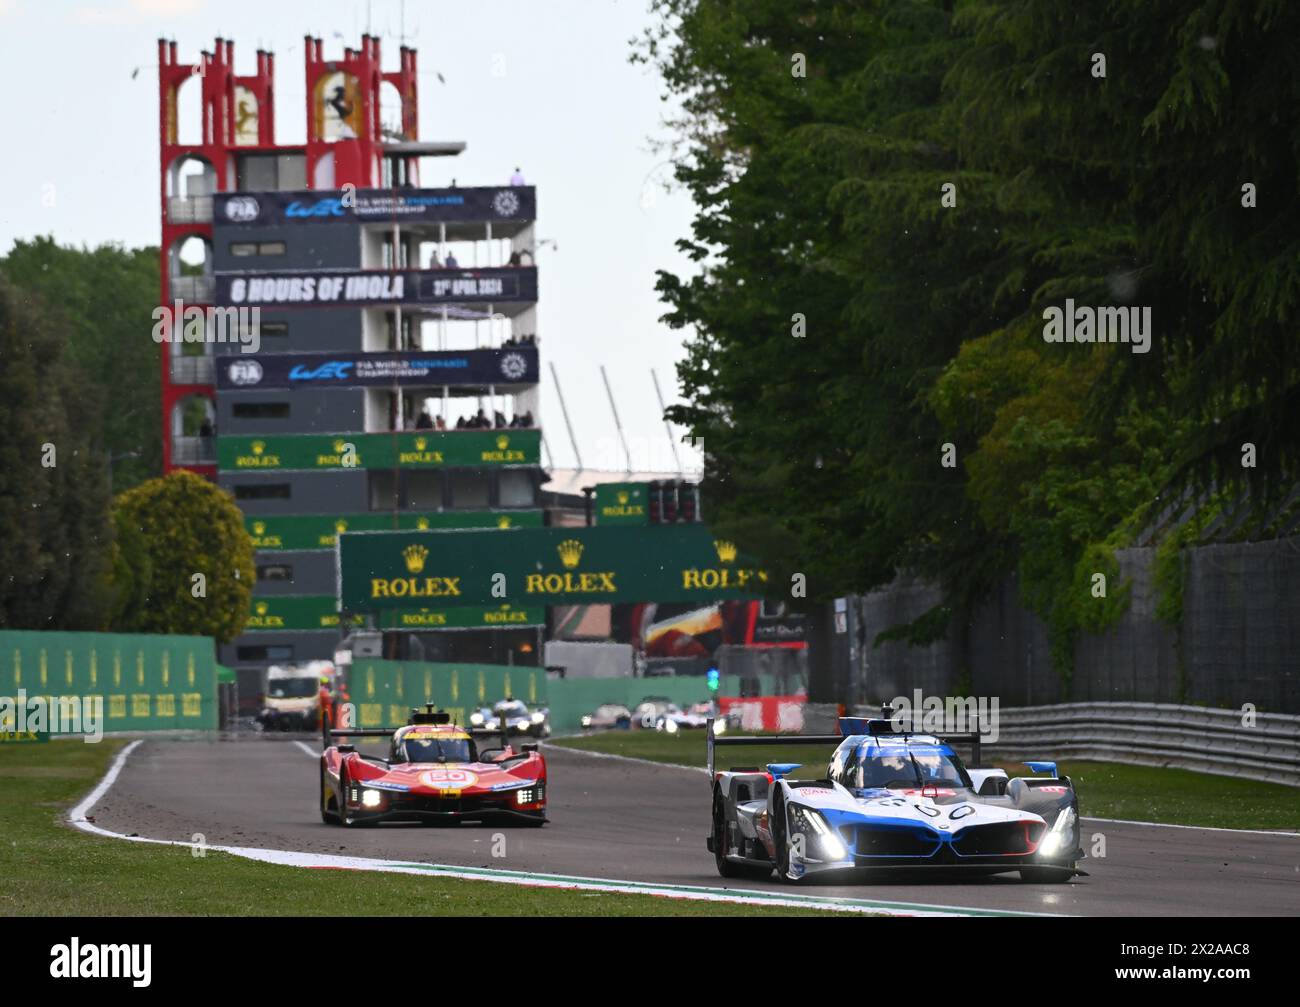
[0,0,702,473]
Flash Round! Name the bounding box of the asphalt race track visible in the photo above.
[88,738,1300,916]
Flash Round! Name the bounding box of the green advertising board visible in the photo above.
[346,659,545,730]
[338,524,767,611]
[0,631,219,732]
[246,510,543,551]
[245,595,366,632]
[244,595,544,632]
[217,429,540,472]
[594,482,649,525]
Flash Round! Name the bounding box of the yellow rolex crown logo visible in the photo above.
[617,491,629,505]
[497,516,511,528]
[255,601,268,615]
[496,434,509,450]
[333,438,346,452]
[714,540,738,564]
[557,539,583,569]
[415,436,427,451]
[416,517,430,530]
[403,544,429,573]
[252,521,266,535]
[251,440,265,456]
[335,519,348,533]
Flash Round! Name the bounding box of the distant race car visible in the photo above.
[469,698,550,738]
[632,697,708,732]
[320,705,547,827]
[707,708,1084,883]
[580,703,632,731]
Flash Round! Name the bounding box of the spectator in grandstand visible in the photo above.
[415,409,434,430]
[435,415,447,430]
[445,251,459,269]
[510,167,525,185]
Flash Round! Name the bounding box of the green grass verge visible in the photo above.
[552,731,1300,831]
[0,739,838,917]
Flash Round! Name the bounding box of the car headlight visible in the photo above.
[581,716,592,728]
[712,719,727,735]
[1039,807,1075,858]
[470,713,484,726]
[789,805,847,861]
[664,719,678,734]
[360,789,382,809]
[531,711,545,724]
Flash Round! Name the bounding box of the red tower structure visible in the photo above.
[156,35,421,474]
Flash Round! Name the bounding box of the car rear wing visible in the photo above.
[705,718,843,779]
[705,715,990,777]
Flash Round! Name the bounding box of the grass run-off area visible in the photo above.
[551,730,1300,831]
[0,739,837,917]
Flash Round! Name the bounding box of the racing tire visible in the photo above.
[1019,864,1075,884]
[712,786,771,881]
[320,767,338,825]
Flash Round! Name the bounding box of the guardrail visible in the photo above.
[803,700,1300,787]
[981,703,1300,788]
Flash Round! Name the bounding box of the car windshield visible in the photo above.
[402,738,475,764]
[494,701,528,717]
[855,748,971,789]
[267,679,316,698]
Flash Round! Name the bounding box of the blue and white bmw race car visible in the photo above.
[706,710,1085,884]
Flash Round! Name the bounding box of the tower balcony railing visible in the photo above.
[170,274,214,302]
[171,355,215,385]
[172,435,216,464]
[168,195,214,224]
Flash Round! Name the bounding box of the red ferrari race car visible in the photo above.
[320,705,547,827]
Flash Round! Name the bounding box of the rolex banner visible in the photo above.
[243,595,543,632]
[215,267,537,308]
[338,525,768,611]
[215,187,536,227]
[217,429,540,471]
[217,347,539,390]
[246,510,543,552]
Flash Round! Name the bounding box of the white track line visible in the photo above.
[549,741,1300,837]
[63,738,1042,916]
[293,740,319,758]
[1081,816,1299,837]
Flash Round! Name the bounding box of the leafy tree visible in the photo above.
[0,237,161,491]
[641,0,1299,693]
[111,471,254,644]
[0,274,114,629]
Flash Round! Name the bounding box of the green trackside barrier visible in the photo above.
[344,659,548,731]
[544,674,766,735]
[0,630,220,732]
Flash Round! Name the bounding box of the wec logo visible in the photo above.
[286,198,346,218]
[289,361,353,381]
[50,939,151,987]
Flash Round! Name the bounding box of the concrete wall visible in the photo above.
[852,537,1300,714]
